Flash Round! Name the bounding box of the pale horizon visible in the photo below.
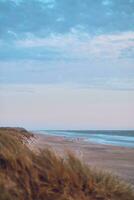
[1,84,134,130]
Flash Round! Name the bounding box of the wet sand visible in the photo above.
[29,133,134,185]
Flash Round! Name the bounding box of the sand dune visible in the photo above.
[30,133,134,185]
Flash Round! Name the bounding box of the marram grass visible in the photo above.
[0,127,134,200]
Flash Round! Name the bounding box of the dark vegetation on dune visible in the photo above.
[0,128,134,200]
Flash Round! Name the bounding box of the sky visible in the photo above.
[0,0,134,129]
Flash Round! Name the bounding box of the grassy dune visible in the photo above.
[0,128,134,200]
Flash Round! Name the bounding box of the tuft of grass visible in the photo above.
[0,127,134,200]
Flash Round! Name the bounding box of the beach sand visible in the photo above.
[29,133,134,186]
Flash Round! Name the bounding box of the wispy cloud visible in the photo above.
[15,30,134,60]
[0,0,134,39]
[0,0,134,128]
[0,0,134,91]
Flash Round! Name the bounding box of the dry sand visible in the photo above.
[29,133,134,186]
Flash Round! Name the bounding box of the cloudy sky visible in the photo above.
[0,0,134,129]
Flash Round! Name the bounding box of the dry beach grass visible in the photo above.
[0,127,134,200]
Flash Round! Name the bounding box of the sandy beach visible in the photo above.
[29,133,134,186]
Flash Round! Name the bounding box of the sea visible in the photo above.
[37,130,134,148]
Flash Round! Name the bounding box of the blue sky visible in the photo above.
[0,0,134,129]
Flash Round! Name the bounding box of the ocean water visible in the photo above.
[37,130,134,148]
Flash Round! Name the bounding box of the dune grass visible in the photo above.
[0,127,134,200]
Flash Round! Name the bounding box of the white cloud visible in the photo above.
[16,30,134,60]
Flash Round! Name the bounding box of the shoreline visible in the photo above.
[34,130,134,148]
[29,133,134,186]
